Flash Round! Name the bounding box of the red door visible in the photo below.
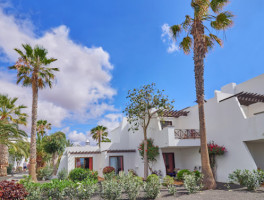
[162,153,175,174]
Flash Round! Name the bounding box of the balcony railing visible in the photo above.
[174,129,200,139]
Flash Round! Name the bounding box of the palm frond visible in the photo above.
[170,25,181,39]
[43,58,58,65]
[211,11,234,30]
[191,0,210,19]
[210,0,229,13]
[204,35,214,53]
[14,48,26,58]
[180,36,193,54]
[22,44,33,58]
[209,33,223,47]
[182,15,193,31]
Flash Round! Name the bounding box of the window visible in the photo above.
[75,157,93,170]
[160,121,172,129]
[109,156,123,174]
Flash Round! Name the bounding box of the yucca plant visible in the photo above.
[169,0,233,189]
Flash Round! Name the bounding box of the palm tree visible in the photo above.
[9,140,30,168]
[0,122,27,176]
[9,44,58,181]
[169,0,233,189]
[90,125,111,149]
[0,94,27,176]
[37,120,51,138]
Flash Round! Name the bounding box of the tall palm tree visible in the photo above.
[90,125,111,149]
[169,0,233,189]
[0,94,27,176]
[9,44,58,181]
[0,122,27,176]
[37,120,51,138]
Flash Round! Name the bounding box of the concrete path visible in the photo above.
[6,172,28,181]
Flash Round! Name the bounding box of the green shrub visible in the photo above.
[168,185,177,196]
[58,168,68,180]
[146,174,159,182]
[75,179,99,200]
[68,168,98,182]
[101,179,123,200]
[40,179,73,199]
[162,175,174,187]
[144,174,161,199]
[104,171,116,180]
[19,176,42,200]
[20,175,98,200]
[121,172,143,200]
[194,170,202,180]
[229,169,264,191]
[7,164,13,174]
[183,172,203,194]
[177,169,191,181]
[37,166,53,180]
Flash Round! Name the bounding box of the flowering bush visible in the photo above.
[168,185,177,196]
[200,141,227,169]
[144,174,161,199]
[0,180,28,199]
[101,179,122,200]
[183,172,203,194]
[103,166,115,174]
[138,138,159,162]
[119,171,143,200]
[207,141,227,156]
[228,169,264,191]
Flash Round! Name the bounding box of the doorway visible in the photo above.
[162,153,175,175]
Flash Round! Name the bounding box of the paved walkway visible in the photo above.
[6,172,28,181]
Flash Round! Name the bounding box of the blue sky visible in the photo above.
[0,0,263,144]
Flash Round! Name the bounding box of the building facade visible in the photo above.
[58,74,264,182]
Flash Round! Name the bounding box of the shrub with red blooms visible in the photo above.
[103,166,115,174]
[207,141,227,156]
[0,180,28,200]
[138,138,159,162]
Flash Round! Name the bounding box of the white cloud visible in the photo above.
[68,130,87,143]
[161,23,179,53]
[0,6,117,128]
[98,113,122,131]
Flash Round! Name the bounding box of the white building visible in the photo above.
[58,74,264,182]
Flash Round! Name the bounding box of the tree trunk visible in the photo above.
[0,144,8,176]
[143,130,148,180]
[52,152,59,175]
[191,19,216,189]
[29,78,38,182]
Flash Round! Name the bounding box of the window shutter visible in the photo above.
[89,157,93,170]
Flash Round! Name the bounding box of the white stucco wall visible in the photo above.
[58,74,264,182]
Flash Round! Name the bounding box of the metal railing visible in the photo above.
[174,129,200,139]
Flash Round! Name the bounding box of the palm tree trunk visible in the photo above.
[29,78,38,182]
[192,19,216,189]
[143,129,148,180]
[0,144,8,176]
[52,152,58,175]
